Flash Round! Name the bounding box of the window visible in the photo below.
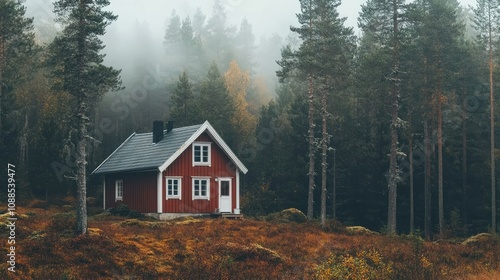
[192,178,210,200]
[115,179,123,201]
[193,142,211,166]
[166,177,182,199]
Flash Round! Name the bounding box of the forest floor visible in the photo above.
[1,201,500,279]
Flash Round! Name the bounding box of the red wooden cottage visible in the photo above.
[92,120,248,219]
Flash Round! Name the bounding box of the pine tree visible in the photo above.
[472,0,500,235]
[48,0,121,235]
[164,10,181,48]
[412,0,464,236]
[235,18,256,72]
[198,62,235,144]
[0,0,35,163]
[359,0,407,235]
[279,0,354,221]
[291,0,317,220]
[170,71,195,126]
[205,0,234,68]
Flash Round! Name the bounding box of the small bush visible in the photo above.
[345,226,378,235]
[108,203,144,218]
[128,209,144,218]
[266,208,307,223]
[109,203,130,216]
[315,249,393,280]
[50,212,76,233]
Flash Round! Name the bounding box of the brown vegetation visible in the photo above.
[1,204,499,279]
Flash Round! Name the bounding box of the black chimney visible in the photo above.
[166,120,174,133]
[152,120,164,143]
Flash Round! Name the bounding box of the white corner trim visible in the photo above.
[157,171,163,213]
[235,170,240,214]
[103,175,106,210]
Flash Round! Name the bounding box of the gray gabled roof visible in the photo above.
[92,121,248,175]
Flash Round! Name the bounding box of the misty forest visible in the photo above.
[3,0,500,241]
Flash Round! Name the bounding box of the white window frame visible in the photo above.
[192,142,211,166]
[192,177,210,200]
[166,177,182,200]
[115,179,123,201]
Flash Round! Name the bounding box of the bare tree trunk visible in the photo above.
[490,43,496,235]
[387,0,400,235]
[75,101,88,235]
[409,115,414,234]
[424,120,432,240]
[321,86,327,227]
[332,148,336,220]
[487,3,496,234]
[307,73,315,220]
[73,0,88,235]
[462,89,468,229]
[438,83,444,236]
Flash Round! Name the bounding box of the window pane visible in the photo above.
[194,146,201,162]
[221,181,229,196]
[202,146,208,162]
[194,180,199,196]
[167,179,180,197]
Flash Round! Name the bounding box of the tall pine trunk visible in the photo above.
[387,0,400,235]
[489,29,496,234]
[425,120,432,240]
[438,80,444,236]
[332,148,336,220]
[0,38,4,148]
[307,73,315,220]
[462,88,468,229]
[321,86,327,227]
[75,101,88,235]
[75,0,88,235]
[409,115,414,234]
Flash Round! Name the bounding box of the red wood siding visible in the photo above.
[163,133,237,213]
[104,171,157,213]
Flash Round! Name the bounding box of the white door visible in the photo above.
[219,179,232,213]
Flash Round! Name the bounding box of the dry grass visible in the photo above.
[0,204,499,279]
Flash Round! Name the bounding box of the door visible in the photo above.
[219,179,232,213]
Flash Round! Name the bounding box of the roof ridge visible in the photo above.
[135,123,204,136]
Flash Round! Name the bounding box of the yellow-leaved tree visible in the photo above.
[224,60,256,149]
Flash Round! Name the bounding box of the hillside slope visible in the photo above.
[1,205,499,279]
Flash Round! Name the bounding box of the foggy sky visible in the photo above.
[24,0,479,85]
[103,0,478,41]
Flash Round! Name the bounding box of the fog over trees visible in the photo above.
[1,0,499,238]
